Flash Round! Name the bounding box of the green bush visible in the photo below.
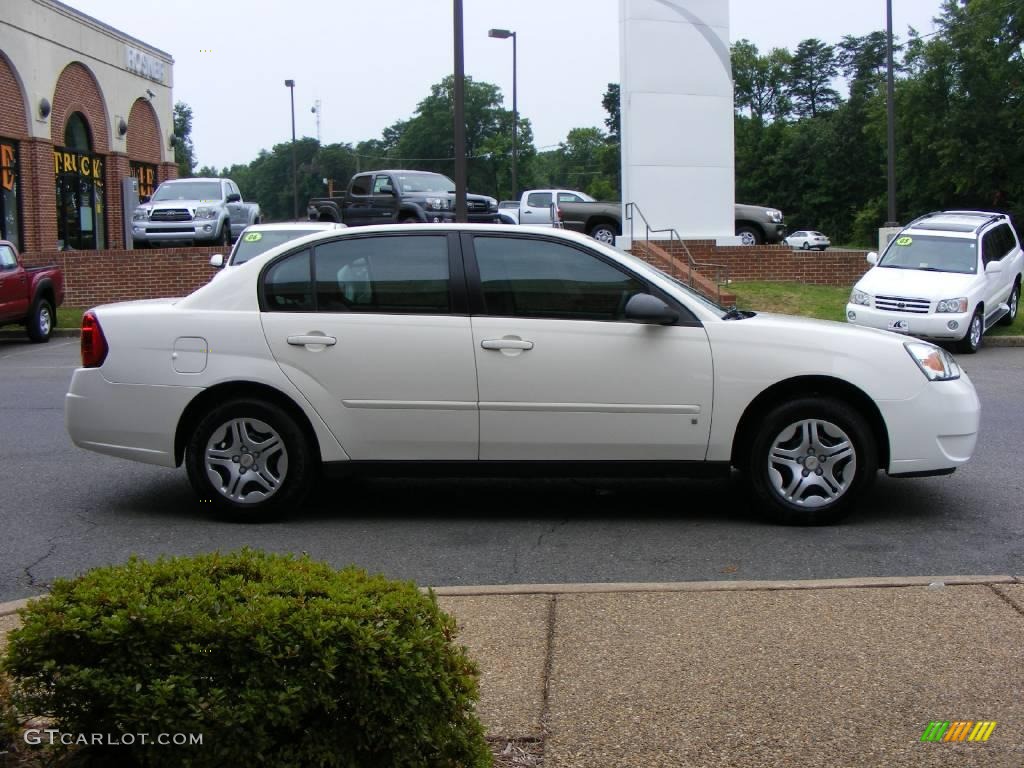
[2,550,491,768]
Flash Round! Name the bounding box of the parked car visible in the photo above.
[498,200,521,225]
[785,231,831,250]
[307,170,500,226]
[734,204,787,245]
[0,239,64,342]
[847,210,1022,354]
[131,178,261,248]
[209,222,346,271]
[65,224,979,526]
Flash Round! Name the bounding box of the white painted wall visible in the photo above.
[619,0,734,242]
[0,0,174,162]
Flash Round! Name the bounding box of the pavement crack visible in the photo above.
[987,584,1024,618]
[22,539,58,591]
[534,518,568,551]
[538,595,557,749]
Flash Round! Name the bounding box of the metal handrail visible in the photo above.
[624,202,730,304]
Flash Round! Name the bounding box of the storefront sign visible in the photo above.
[53,150,104,180]
[125,46,165,84]
[131,161,156,199]
[1,141,16,191]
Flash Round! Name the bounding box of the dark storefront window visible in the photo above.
[130,161,157,201]
[55,113,105,250]
[0,138,21,251]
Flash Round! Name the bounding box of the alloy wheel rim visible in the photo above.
[1011,290,1019,319]
[204,417,288,505]
[740,232,756,246]
[39,307,51,335]
[970,315,982,348]
[767,418,856,508]
[595,229,615,244]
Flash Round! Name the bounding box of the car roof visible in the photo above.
[904,210,1009,235]
[163,177,222,183]
[240,222,344,232]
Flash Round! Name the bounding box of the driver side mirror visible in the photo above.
[226,193,241,203]
[866,251,878,265]
[624,293,679,325]
[985,260,1004,274]
[209,254,224,268]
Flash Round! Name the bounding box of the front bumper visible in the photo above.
[846,305,970,341]
[65,368,202,467]
[878,372,980,476]
[132,219,223,243]
[765,223,787,243]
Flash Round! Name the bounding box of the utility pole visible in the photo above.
[453,0,467,222]
[285,79,298,220]
[885,0,898,226]
[312,99,321,144]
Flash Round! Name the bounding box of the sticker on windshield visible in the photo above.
[895,236,913,246]
[243,232,262,242]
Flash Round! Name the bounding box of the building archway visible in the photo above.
[127,97,162,200]
[0,50,29,249]
[55,111,106,249]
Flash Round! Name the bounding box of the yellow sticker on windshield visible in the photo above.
[243,232,262,242]
[895,236,912,246]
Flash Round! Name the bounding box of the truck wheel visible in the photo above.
[998,282,1019,326]
[27,297,54,343]
[736,226,762,246]
[955,307,984,354]
[589,223,618,245]
[221,222,233,246]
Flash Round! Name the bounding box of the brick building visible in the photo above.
[0,0,175,253]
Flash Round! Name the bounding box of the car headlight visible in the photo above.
[194,207,217,219]
[936,297,968,313]
[132,209,150,221]
[905,341,961,381]
[424,197,451,211]
[765,209,783,223]
[850,289,872,306]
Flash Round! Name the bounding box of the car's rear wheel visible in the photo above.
[956,307,984,354]
[26,297,54,343]
[998,282,1019,326]
[185,398,314,520]
[745,397,876,525]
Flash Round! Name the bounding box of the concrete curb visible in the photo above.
[430,574,1022,596]
[986,336,1024,346]
[0,598,35,617]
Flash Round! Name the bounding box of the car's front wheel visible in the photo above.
[801,241,811,250]
[745,397,877,525]
[185,398,314,520]
[956,307,984,354]
[736,226,762,246]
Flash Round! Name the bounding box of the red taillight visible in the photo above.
[80,311,108,368]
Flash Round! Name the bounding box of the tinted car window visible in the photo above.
[526,192,552,208]
[0,245,16,269]
[314,235,450,314]
[372,175,394,194]
[473,236,646,321]
[264,249,313,311]
[349,175,372,196]
[982,230,1000,265]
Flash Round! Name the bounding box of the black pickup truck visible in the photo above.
[307,170,500,226]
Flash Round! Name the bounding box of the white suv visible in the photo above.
[847,211,1022,353]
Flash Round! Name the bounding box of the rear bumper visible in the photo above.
[65,368,201,467]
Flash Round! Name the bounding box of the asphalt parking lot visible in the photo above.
[0,338,1021,602]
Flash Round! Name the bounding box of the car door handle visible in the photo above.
[287,334,337,347]
[481,339,533,351]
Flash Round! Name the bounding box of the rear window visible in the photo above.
[231,230,320,265]
[879,235,978,274]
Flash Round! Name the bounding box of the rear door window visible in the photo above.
[349,175,372,196]
[263,249,313,311]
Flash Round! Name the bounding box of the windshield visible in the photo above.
[394,173,455,194]
[878,235,978,274]
[231,230,320,265]
[152,182,222,202]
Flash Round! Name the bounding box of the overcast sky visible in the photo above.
[67,0,947,170]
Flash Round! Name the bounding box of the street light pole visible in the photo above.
[885,0,898,226]
[453,0,467,223]
[285,79,298,220]
[488,28,518,199]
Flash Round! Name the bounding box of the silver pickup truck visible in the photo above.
[131,178,261,247]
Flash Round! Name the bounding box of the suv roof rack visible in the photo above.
[904,210,1008,234]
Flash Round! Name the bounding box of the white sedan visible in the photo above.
[66,225,980,525]
[786,231,831,250]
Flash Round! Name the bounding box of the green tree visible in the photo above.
[602,83,621,142]
[788,39,840,118]
[172,101,196,178]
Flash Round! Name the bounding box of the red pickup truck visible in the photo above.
[0,240,64,342]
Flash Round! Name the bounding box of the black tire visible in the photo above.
[26,296,54,343]
[736,225,762,246]
[398,214,420,224]
[955,307,984,354]
[221,221,233,247]
[185,398,315,521]
[801,241,811,250]
[744,397,877,525]
[589,223,618,245]
[998,282,1019,326]
[818,246,828,251]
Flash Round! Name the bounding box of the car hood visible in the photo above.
[855,266,977,298]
